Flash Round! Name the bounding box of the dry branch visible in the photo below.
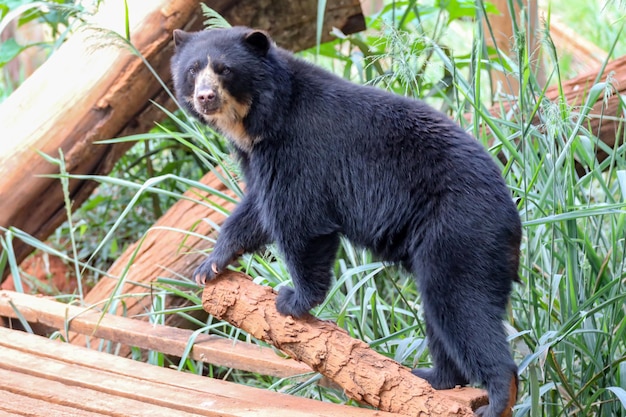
[202,271,488,416]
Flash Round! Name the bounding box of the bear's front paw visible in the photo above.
[194,246,246,286]
[193,258,222,286]
[275,287,316,318]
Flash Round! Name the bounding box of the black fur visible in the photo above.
[172,27,521,417]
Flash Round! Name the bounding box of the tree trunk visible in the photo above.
[0,0,196,274]
[202,271,488,416]
[0,0,365,277]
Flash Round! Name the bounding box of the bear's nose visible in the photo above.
[196,89,216,103]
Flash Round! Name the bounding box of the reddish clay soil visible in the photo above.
[1,252,78,295]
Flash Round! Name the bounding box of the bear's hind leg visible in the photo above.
[415,259,517,417]
[412,319,469,389]
[474,374,518,417]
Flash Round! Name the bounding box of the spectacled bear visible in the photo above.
[171,26,521,417]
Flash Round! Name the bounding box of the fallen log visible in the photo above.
[0,0,365,277]
[202,271,489,416]
[0,0,197,275]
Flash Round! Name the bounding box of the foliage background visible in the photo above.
[1,0,626,416]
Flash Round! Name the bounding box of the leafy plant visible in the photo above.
[1,1,625,416]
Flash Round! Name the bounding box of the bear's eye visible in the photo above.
[215,64,231,76]
[188,63,199,77]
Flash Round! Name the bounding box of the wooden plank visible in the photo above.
[0,351,245,417]
[0,410,23,417]
[0,369,205,417]
[0,290,311,378]
[0,328,397,417]
[0,390,103,417]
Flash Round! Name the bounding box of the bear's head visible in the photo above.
[171,27,276,151]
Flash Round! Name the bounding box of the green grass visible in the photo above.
[541,0,626,57]
[1,1,626,416]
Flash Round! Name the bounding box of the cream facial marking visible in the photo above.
[193,57,222,116]
[191,57,256,152]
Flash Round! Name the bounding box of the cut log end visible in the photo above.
[202,271,485,417]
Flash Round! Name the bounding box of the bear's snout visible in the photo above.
[196,88,216,103]
[194,86,221,115]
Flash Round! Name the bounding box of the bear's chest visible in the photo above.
[244,146,338,237]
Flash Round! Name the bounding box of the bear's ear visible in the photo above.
[173,29,191,48]
[244,30,271,56]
